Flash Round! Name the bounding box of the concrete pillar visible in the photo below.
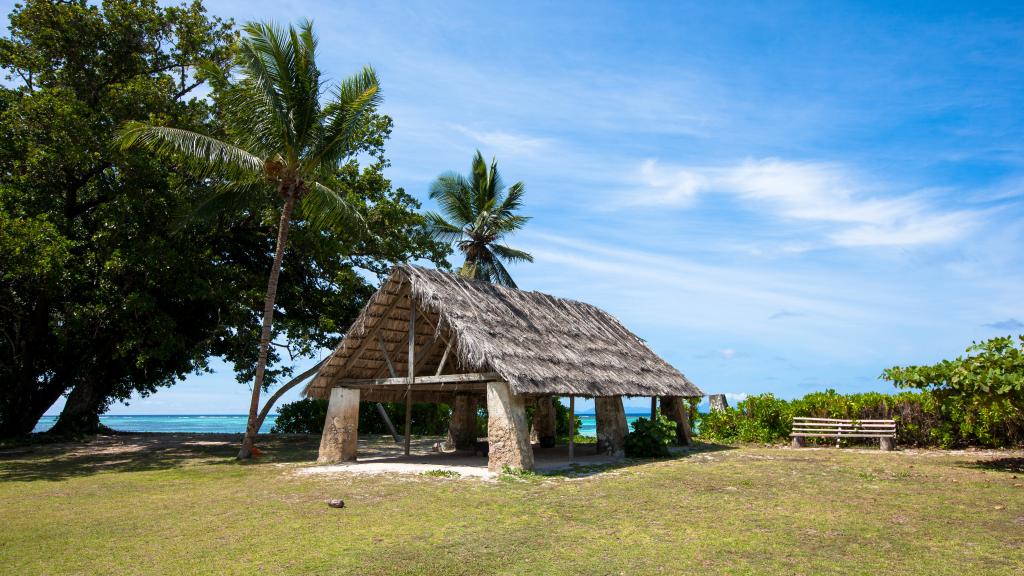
[318,387,360,463]
[880,437,895,451]
[533,396,557,448]
[447,393,478,451]
[594,396,627,457]
[486,381,534,472]
[709,394,729,412]
[660,396,693,446]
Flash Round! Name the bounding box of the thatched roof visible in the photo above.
[304,265,702,400]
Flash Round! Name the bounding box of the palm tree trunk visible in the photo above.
[238,189,297,459]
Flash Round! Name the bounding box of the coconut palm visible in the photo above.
[425,151,533,287]
[117,20,381,459]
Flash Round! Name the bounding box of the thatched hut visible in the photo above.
[305,265,702,471]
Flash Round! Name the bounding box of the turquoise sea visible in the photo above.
[32,413,660,437]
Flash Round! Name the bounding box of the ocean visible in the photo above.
[31,413,660,437]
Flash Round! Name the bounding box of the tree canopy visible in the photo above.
[0,0,447,437]
[882,335,1024,411]
[425,151,532,287]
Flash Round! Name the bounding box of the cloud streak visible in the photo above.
[625,158,979,248]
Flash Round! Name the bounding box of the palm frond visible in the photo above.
[308,67,381,172]
[241,21,300,154]
[428,173,475,226]
[299,181,364,232]
[496,181,525,216]
[234,23,290,150]
[176,181,266,231]
[423,211,465,245]
[117,122,263,180]
[483,255,517,288]
[491,244,534,264]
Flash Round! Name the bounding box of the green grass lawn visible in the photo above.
[1,435,1022,575]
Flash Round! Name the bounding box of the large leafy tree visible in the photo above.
[425,151,533,287]
[0,1,448,439]
[0,0,235,437]
[118,20,387,459]
[883,335,1024,412]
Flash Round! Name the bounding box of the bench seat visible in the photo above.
[790,417,896,450]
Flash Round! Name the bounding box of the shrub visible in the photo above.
[694,389,1024,448]
[271,399,452,435]
[623,414,677,457]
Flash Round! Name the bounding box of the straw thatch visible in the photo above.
[304,265,702,400]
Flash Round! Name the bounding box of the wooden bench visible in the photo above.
[790,417,896,451]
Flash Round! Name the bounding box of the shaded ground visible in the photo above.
[1,434,1023,575]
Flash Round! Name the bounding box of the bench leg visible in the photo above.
[791,436,806,448]
[879,437,895,451]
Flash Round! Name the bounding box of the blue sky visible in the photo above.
[37,1,1024,415]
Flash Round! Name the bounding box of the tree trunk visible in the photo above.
[50,377,108,436]
[252,358,326,435]
[238,190,297,459]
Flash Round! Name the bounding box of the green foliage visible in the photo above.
[883,335,1024,412]
[623,414,677,457]
[424,151,533,287]
[0,2,448,437]
[420,469,460,478]
[695,390,1024,448]
[270,399,452,436]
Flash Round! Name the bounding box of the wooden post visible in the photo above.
[375,337,401,443]
[534,395,557,448]
[486,381,534,472]
[568,396,575,461]
[404,305,415,456]
[660,396,692,446]
[651,397,657,420]
[318,387,360,463]
[709,394,729,412]
[595,396,627,457]
[447,393,478,451]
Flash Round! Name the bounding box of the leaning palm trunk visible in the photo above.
[239,190,297,459]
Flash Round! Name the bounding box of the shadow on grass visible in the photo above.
[965,457,1024,474]
[0,433,320,482]
[539,441,736,479]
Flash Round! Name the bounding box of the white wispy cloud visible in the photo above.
[453,125,552,157]
[625,157,979,248]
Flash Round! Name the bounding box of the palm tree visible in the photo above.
[117,20,381,459]
[425,151,533,287]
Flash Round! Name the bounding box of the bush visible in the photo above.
[271,398,452,435]
[623,414,677,457]
[694,390,1024,448]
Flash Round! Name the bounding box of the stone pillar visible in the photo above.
[791,436,806,448]
[880,437,895,451]
[486,381,534,472]
[318,387,360,463]
[533,396,557,448]
[595,396,627,457]
[660,396,693,446]
[709,394,729,412]
[447,393,478,451]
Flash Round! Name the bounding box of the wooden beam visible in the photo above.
[568,396,575,461]
[412,332,442,375]
[334,372,501,387]
[435,339,453,377]
[404,303,415,456]
[651,397,657,420]
[323,283,409,380]
[377,336,397,378]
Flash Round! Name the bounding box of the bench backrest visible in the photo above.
[791,417,896,438]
